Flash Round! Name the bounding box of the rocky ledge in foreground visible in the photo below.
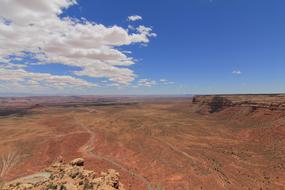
[2,158,125,190]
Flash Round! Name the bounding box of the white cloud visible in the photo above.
[138,79,157,87]
[232,70,242,75]
[0,66,96,94]
[159,79,174,85]
[0,0,156,93]
[137,78,174,87]
[128,15,142,22]
[128,25,135,30]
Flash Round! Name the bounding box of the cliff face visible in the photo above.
[194,96,233,113]
[192,94,285,113]
[2,158,125,190]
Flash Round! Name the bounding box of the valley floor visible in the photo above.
[0,98,285,189]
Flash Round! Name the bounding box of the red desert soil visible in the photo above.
[0,95,285,189]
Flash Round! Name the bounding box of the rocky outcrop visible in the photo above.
[2,158,125,190]
[192,94,285,113]
[193,96,233,113]
[207,96,232,113]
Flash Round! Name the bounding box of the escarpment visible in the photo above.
[192,94,285,113]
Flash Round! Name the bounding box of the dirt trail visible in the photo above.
[159,140,231,187]
[71,113,154,190]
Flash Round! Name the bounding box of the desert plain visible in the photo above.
[0,95,285,189]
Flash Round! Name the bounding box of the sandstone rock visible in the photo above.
[3,158,125,190]
[70,158,84,167]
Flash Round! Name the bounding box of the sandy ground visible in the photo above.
[0,97,285,189]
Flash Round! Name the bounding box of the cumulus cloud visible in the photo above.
[128,15,142,22]
[0,66,96,94]
[0,0,156,93]
[232,70,242,75]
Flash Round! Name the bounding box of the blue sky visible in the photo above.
[0,0,285,95]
